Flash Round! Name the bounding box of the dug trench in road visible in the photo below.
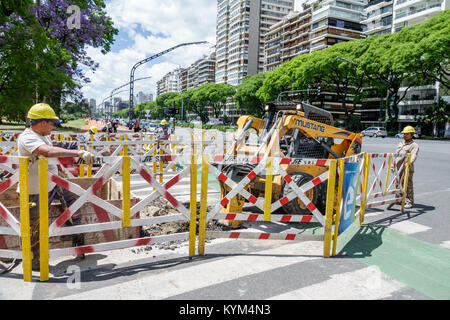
[137,197,242,251]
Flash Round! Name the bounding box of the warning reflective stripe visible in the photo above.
[49,157,123,235]
[0,203,21,235]
[216,213,317,223]
[206,231,323,241]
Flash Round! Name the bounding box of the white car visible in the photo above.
[361,127,387,138]
[395,132,419,139]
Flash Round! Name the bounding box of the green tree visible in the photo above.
[0,16,74,121]
[191,83,235,119]
[356,34,418,130]
[390,10,450,90]
[418,98,450,137]
[235,73,266,117]
[177,88,209,123]
[156,92,179,119]
[0,0,33,24]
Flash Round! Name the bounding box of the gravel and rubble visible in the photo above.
[133,197,241,253]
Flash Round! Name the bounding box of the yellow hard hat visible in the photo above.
[161,119,167,125]
[401,125,415,134]
[27,103,62,124]
[90,126,98,134]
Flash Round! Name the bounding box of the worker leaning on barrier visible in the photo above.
[18,103,95,271]
[389,125,419,210]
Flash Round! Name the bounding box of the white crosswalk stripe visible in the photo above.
[112,171,221,203]
[387,220,432,235]
[267,266,405,300]
[58,241,323,300]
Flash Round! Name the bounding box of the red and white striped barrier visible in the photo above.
[0,157,22,261]
[360,153,408,212]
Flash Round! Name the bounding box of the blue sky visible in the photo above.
[82,0,302,106]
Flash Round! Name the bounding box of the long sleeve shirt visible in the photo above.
[395,140,419,172]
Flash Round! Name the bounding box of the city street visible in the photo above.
[1,136,449,301]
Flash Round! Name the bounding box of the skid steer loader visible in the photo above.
[219,100,362,215]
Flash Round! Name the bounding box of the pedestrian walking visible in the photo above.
[388,125,419,209]
[133,118,140,132]
[18,103,96,270]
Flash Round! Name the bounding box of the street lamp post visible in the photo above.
[129,41,208,121]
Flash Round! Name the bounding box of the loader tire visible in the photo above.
[282,172,319,215]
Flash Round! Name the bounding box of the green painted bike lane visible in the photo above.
[334,223,450,300]
[191,166,450,299]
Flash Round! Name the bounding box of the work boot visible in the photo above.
[387,202,397,210]
[72,234,85,260]
[32,259,40,271]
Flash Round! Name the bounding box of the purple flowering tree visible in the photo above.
[0,0,118,120]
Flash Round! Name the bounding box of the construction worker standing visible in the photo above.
[18,103,96,270]
[155,119,172,140]
[389,125,419,209]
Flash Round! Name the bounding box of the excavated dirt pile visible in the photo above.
[136,197,238,251]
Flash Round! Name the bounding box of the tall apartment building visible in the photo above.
[264,8,313,72]
[176,52,216,94]
[263,1,366,121]
[156,69,181,97]
[307,0,366,53]
[362,0,393,36]
[360,0,449,128]
[215,0,295,87]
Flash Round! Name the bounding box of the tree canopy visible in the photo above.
[0,0,118,121]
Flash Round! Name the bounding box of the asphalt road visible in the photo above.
[1,135,449,302]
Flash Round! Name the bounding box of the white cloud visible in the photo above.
[82,0,303,106]
[81,0,217,105]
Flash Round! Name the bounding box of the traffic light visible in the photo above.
[317,86,321,96]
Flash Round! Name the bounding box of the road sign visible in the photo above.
[338,162,361,235]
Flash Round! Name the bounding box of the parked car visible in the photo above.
[206,119,224,125]
[361,127,387,138]
[395,132,419,139]
[144,123,158,132]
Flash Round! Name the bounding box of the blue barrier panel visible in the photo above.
[338,162,361,235]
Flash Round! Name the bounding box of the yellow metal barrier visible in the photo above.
[359,153,370,226]
[122,155,131,228]
[332,158,345,257]
[323,159,337,258]
[198,153,209,255]
[39,157,49,281]
[19,157,32,282]
[400,153,412,212]
[263,157,273,222]
[189,142,197,257]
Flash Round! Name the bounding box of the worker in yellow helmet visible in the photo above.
[89,126,98,135]
[388,125,419,210]
[155,119,172,140]
[18,103,96,270]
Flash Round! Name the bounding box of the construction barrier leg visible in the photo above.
[401,153,412,212]
[263,157,273,222]
[189,143,197,257]
[332,158,345,257]
[39,157,49,281]
[323,159,337,258]
[19,157,32,282]
[360,153,370,226]
[198,154,209,255]
[122,156,131,228]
